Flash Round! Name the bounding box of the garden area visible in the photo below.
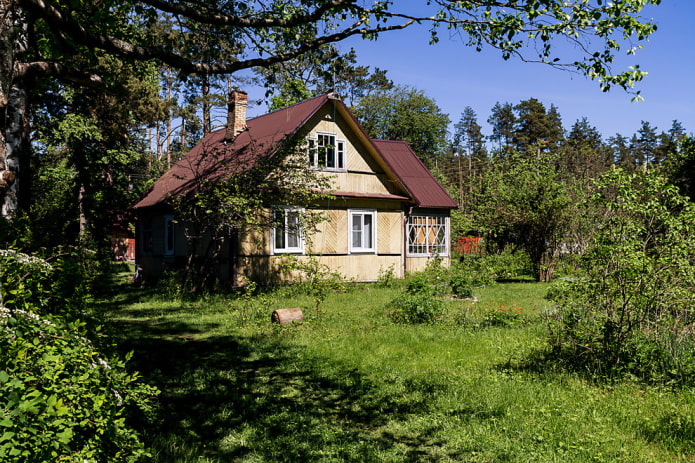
[4,168,695,462]
[99,255,695,463]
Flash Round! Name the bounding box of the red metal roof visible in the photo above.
[372,140,457,209]
[134,94,330,209]
[134,94,456,210]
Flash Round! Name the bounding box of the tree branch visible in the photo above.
[138,0,362,29]
[14,61,103,85]
[18,0,414,75]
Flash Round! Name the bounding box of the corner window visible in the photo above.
[307,133,345,170]
[272,207,304,254]
[349,210,376,253]
[407,215,448,256]
[164,214,175,255]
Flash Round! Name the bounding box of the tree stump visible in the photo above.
[271,308,303,325]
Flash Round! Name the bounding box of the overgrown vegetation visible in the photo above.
[546,168,695,385]
[102,256,694,462]
[0,250,157,462]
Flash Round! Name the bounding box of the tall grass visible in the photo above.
[102,273,695,462]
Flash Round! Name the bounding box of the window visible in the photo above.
[139,217,153,254]
[164,215,175,255]
[272,207,304,254]
[307,133,345,170]
[349,210,376,253]
[407,215,448,256]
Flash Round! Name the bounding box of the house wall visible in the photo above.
[306,107,403,197]
[137,206,452,284]
[235,201,405,283]
[405,255,451,274]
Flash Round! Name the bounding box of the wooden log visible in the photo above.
[271,308,303,325]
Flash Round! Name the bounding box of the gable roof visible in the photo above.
[134,93,456,210]
[373,140,457,209]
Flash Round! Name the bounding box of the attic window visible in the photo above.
[307,133,345,170]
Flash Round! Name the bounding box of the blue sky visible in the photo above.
[247,1,694,141]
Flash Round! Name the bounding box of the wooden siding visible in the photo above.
[310,209,344,254]
[377,211,402,255]
[238,254,404,283]
[405,255,450,274]
[304,106,404,198]
[239,227,268,255]
[233,206,405,282]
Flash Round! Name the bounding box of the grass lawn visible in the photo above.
[102,276,695,462]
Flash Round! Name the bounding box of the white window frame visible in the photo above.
[407,214,449,257]
[271,207,305,254]
[348,209,377,254]
[307,132,346,171]
[164,214,175,256]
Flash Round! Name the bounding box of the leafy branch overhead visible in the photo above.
[9,0,659,90]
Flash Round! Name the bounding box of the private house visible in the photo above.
[133,91,456,285]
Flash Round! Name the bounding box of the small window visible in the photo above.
[164,215,175,255]
[139,217,153,254]
[349,210,376,253]
[272,207,304,254]
[407,215,449,256]
[307,133,345,170]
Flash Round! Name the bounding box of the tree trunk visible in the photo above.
[165,67,172,168]
[537,249,557,283]
[202,74,211,135]
[0,0,29,219]
[1,86,28,218]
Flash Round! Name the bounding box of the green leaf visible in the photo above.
[56,428,73,444]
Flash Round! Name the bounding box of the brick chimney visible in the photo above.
[226,89,248,139]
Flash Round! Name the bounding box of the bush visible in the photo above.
[376,264,398,288]
[386,293,445,324]
[448,275,473,299]
[546,169,695,386]
[473,249,533,281]
[0,249,158,461]
[405,273,434,296]
[0,308,158,462]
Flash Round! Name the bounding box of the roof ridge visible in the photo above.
[370,139,405,144]
[247,93,331,122]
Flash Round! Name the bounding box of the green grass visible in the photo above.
[102,278,695,462]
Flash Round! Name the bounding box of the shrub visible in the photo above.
[0,248,158,461]
[476,249,533,281]
[277,255,345,316]
[547,169,695,386]
[449,275,473,299]
[376,264,398,288]
[405,273,433,296]
[0,308,157,462]
[386,293,445,324]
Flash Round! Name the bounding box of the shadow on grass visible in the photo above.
[114,321,450,462]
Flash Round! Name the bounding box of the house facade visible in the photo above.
[133,91,456,284]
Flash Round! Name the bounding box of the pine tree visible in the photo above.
[487,101,516,157]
